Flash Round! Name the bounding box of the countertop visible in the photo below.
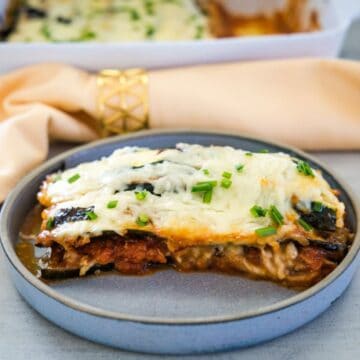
[1,20,360,360]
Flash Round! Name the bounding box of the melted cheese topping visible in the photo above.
[8,0,210,42]
[40,144,345,250]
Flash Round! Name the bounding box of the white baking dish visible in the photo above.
[0,0,359,73]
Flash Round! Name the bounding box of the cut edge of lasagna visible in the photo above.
[34,144,353,288]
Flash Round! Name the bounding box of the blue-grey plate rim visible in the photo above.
[1,129,359,325]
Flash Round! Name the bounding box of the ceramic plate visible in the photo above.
[1,130,359,354]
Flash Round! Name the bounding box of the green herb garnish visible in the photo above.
[296,160,315,177]
[191,181,217,193]
[106,6,141,21]
[250,205,267,218]
[145,24,156,38]
[298,218,313,231]
[203,169,210,176]
[40,23,51,40]
[79,29,96,41]
[194,25,204,39]
[135,191,147,201]
[85,210,98,221]
[192,181,217,203]
[107,200,118,209]
[221,178,232,189]
[68,173,80,183]
[136,214,150,226]
[235,164,245,173]
[187,14,198,23]
[46,217,55,230]
[144,0,154,15]
[312,201,324,212]
[222,171,232,179]
[245,152,253,157]
[129,9,140,21]
[269,205,284,226]
[203,190,213,204]
[255,226,277,237]
[259,149,269,153]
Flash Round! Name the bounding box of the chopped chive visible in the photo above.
[40,23,51,40]
[130,9,140,20]
[85,210,98,221]
[192,180,217,203]
[312,201,324,212]
[135,191,147,201]
[235,164,245,173]
[187,14,198,23]
[296,160,315,177]
[192,183,213,192]
[245,152,253,157]
[46,217,55,230]
[145,24,156,38]
[259,149,269,153]
[269,205,284,226]
[298,218,313,231]
[250,205,267,218]
[136,214,149,226]
[107,200,118,209]
[78,29,96,41]
[203,169,210,176]
[194,24,204,39]
[191,181,217,192]
[222,171,232,179]
[203,190,213,204]
[255,226,277,237]
[197,180,217,186]
[144,0,154,15]
[221,178,232,189]
[68,173,80,183]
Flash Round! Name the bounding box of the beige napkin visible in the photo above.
[0,59,360,202]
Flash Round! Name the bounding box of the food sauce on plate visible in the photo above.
[16,205,44,276]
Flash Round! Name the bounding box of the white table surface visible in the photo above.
[1,20,360,360]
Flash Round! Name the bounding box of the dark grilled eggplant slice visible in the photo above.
[308,239,347,252]
[124,182,157,194]
[52,206,95,227]
[307,227,353,262]
[296,201,337,232]
[24,5,47,19]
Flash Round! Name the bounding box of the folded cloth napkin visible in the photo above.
[0,59,359,202]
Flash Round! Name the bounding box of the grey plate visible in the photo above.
[1,130,359,354]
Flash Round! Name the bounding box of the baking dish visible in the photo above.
[0,0,359,73]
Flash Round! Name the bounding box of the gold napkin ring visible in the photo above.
[96,69,149,137]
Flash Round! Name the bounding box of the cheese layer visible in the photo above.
[39,144,345,250]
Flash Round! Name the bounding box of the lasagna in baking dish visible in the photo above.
[5,0,211,42]
[4,0,319,42]
[36,144,352,287]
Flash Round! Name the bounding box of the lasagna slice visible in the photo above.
[36,144,352,287]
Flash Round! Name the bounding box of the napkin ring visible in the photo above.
[96,69,149,136]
